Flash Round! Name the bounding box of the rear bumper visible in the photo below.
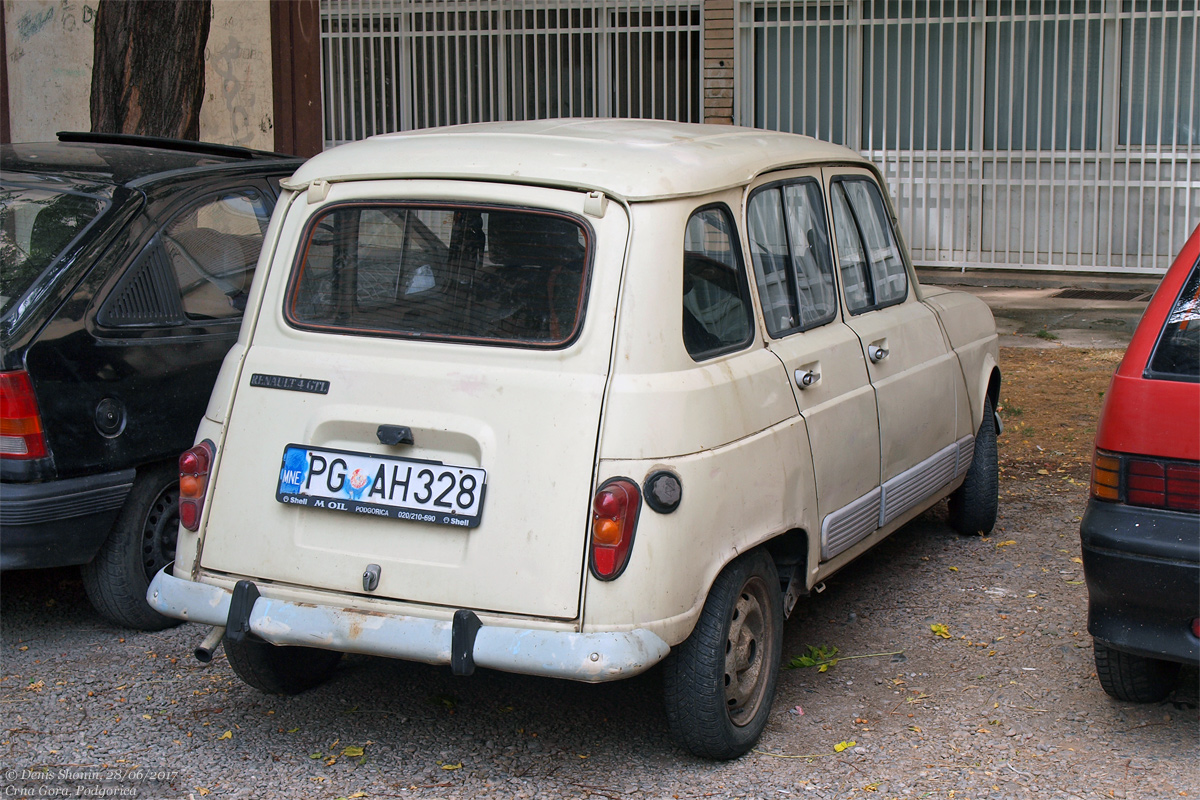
[1080,499,1200,665]
[147,568,670,683]
[0,470,136,570]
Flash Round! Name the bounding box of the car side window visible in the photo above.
[829,177,908,314]
[163,190,272,320]
[747,180,837,336]
[682,206,754,360]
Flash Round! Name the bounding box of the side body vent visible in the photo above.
[97,243,186,327]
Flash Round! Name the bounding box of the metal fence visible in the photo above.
[321,0,702,145]
[320,0,1198,275]
[738,0,1199,274]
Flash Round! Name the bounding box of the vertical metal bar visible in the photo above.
[1073,5,1091,269]
[1099,0,1119,270]
[1149,6,1169,269]
[970,0,985,264]
[926,6,939,258]
[1007,7,1022,268]
[1178,6,1200,258]
[1034,1,1056,269]
[1057,3,1074,269]
[1164,8,1184,259]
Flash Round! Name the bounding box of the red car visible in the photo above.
[1082,223,1200,702]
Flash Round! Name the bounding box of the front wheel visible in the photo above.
[663,550,783,760]
[948,394,999,535]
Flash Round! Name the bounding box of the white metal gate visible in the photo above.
[738,0,1199,274]
[321,0,702,146]
[320,0,1197,275]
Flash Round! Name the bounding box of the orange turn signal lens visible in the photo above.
[592,517,622,546]
[180,475,204,498]
[1091,451,1120,501]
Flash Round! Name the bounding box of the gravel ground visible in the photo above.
[3,357,1198,800]
[4,488,1196,800]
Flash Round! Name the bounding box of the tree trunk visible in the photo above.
[90,0,212,140]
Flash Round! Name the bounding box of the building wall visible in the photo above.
[4,0,93,141]
[2,0,273,148]
[201,0,274,150]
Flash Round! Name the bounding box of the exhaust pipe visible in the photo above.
[194,626,226,663]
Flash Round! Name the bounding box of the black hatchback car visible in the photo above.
[1,132,302,629]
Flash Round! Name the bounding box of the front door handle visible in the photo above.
[795,368,820,389]
[868,344,889,363]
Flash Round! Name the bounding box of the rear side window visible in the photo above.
[1147,264,1200,382]
[747,180,837,336]
[829,177,907,314]
[0,186,108,318]
[682,206,754,360]
[287,205,590,347]
[164,190,272,319]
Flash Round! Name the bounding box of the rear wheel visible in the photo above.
[1093,639,1180,703]
[82,463,181,630]
[948,395,999,535]
[663,550,783,760]
[223,635,342,695]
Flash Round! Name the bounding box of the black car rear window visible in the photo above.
[0,185,109,317]
[1147,263,1200,382]
[286,205,590,347]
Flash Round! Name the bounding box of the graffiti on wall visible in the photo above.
[204,6,273,149]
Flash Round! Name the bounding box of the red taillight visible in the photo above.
[0,371,48,459]
[179,440,215,531]
[590,478,641,580]
[1092,449,1200,513]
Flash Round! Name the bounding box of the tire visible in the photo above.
[223,635,342,695]
[663,550,783,760]
[82,463,182,630]
[1093,639,1180,703]
[948,394,999,535]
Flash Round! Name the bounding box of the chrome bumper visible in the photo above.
[147,568,670,683]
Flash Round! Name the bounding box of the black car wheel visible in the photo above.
[81,463,181,630]
[948,395,999,535]
[663,549,783,760]
[224,635,342,695]
[1094,639,1181,703]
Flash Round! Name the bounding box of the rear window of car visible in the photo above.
[0,185,109,318]
[286,204,590,347]
[1147,263,1200,382]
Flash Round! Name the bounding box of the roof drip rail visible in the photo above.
[55,131,295,161]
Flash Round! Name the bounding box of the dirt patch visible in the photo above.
[997,347,1125,488]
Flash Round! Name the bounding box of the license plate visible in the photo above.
[275,444,486,528]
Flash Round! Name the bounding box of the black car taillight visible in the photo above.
[179,440,215,531]
[0,371,48,459]
[1091,449,1200,513]
[590,478,641,580]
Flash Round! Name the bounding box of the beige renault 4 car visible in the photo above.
[149,120,1000,759]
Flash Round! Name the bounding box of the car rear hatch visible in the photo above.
[198,182,628,620]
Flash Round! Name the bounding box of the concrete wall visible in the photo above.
[4,0,94,142]
[3,0,273,148]
[200,0,273,150]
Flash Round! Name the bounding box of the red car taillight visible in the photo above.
[0,371,48,459]
[1091,449,1200,513]
[179,440,215,531]
[590,478,641,580]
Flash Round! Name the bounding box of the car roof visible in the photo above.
[1,135,301,190]
[284,119,870,202]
